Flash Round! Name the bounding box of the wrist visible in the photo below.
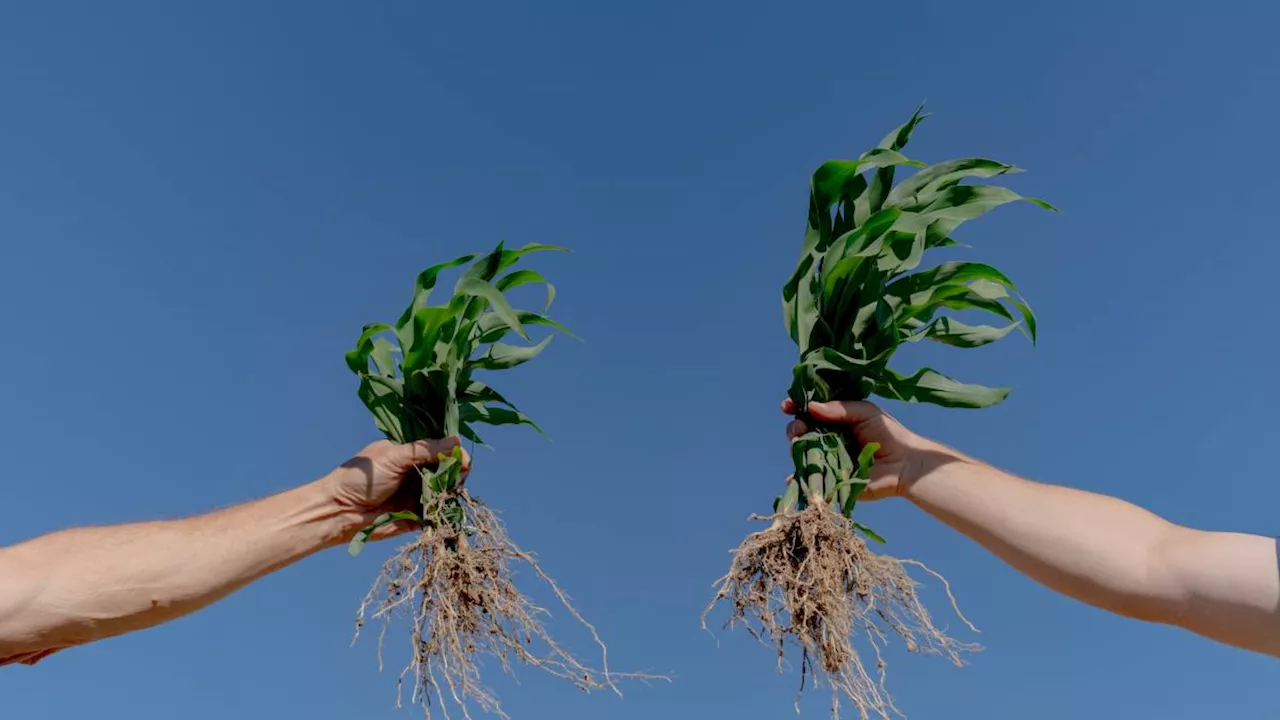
[901,441,978,502]
[295,478,367,549]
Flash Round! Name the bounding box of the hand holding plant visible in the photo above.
[704,106,1055,720]
[345,242,655,718]
[782,399,953,503]
[323,438,469,544]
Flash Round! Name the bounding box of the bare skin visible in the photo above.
[0,437,467,666]
[783,398,1280,657]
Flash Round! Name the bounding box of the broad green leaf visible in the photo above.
[783,248,817,344]
[470,336,553,371]
[854,106,928,224]
[776,478,801,514]
[346,323,392,374]
[903,316,1019,348]
[853,522,887,544]
[854,442,879,481]
[965,278,1037,343]
[357,377,405,443]
[884,262,1034,341]
[456,277,529,342]
[795,252,824,354]
[886,158,1021,207]
[348,510,421,556]
[891,261,1021,294]
[877,104,928,151]
[788,362,831,409]
[421,447,466,497]
[394,254,476,331]
[812,151,921,209]
[496,243,570,274]
[911,185,1033,222]
[874,367,1010,408]
[825,208,903,271]
[459,422,487,446]
[459,401,544,433]
[497,269,556,311]
[416,254,478,298]
[802,347,869,374]
[458,242,507,285]
[365,373,405,398]
[476,310,573,344]
[403,307,452,372]
[904,286,1016,330]
[370,337,398,377]
[460,380,510,406]
[873,228,928,276]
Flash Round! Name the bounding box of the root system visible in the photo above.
[354,491,649,719]
[703,503,979,720]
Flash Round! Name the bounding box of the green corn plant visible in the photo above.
[343,241,570,555]
[779,105,1055,539]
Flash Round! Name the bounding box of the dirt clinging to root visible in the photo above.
[354,492,641,720]
[704,503,979,720]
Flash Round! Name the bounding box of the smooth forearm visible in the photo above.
[906,449,1280,654]
[0,479,356,659]
[907,453,1185,619]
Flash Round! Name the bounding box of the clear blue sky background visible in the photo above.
[1,2,1277,718]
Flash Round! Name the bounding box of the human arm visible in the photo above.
[784,399,1280,657]
[0,437,465,666]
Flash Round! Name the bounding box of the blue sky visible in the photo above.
[2,1,1278,718]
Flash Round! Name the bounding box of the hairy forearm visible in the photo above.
[908,449,1280,655]
[0,480,355,663]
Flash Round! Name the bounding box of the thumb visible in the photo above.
[387,437,465,471]
[807,400,883,426]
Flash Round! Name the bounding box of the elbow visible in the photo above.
[1122,527,1206,629]
[1085,528,1195,628]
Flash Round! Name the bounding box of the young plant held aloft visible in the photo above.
[704,107,1056,720]
[345,242,635,719]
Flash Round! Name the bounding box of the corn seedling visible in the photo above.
[345,242,629,719]
[704,107,1055,719]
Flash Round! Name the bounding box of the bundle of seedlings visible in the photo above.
[345,242,628,718]
[704,107,1055,719]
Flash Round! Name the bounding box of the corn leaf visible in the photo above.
[886,158,1021,208]
[853,522,886,544]
[370,337,399,377]
[457,277,529,341]
[346,323,393,374]
[346,241,571,536]
[471,336,554,371]
[903,316,1019,348]
[813,152,921,209]
[347,510,422,557]
[394,254,476,331]
[460,402,544,434]
[777,107,1051,524]
[496,269,556,311]
[476,310,574,344]
[854,106,928,225]
[874,367,1009,408]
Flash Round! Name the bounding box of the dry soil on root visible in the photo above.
[353,493,631,720]
[704,503,979,720]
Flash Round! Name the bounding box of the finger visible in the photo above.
[786,419,808,439]
[807,400,882,425]
[397,437,469,471]
[856,479,895,503]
